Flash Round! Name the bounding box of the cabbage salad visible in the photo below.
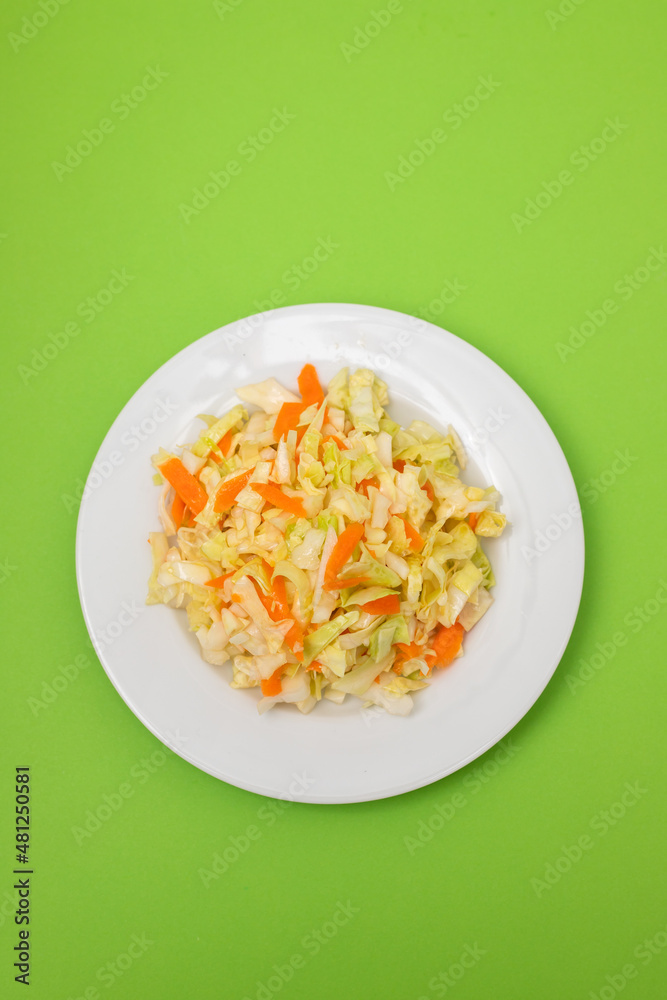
[147,364,506,715]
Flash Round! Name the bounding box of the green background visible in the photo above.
[2,0,666,997]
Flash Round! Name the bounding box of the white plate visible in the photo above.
[76,303,584,804]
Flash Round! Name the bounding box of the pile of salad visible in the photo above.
[147,364,506,716]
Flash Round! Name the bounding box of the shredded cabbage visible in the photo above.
[148,364,507,715]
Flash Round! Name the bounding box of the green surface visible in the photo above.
[1,1,666,997]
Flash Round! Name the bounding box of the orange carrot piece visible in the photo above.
[272,576,305,660]
[396,641,423,660]
[360,594,401,615]
[171,493,186,530]
[159,458,209,515]
[468,512,479,532]
[427,623,465,668]
[261,667,283,697]
[324,522,365,590]
[357,477,377,497]
[306,661,323,673]
[402,519,424,552]
[255,586,273,615]
[255,575,292,623]
[333,575,371,589]
[394,459,406,473]
[213,469,254,512]
[269,574,291,617]
[216,429,233,458]
[297,363,325,406]
[205,572,234,589]
[424,481,435,502]
[252,482,308,518]
[254,578,304,661]
[322,433,346,450]
[274,402,306,442]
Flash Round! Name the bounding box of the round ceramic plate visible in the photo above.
[76,303,584,804]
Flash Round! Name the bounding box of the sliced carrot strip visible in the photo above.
[396,641,424,660]
[171,493,186,530]
[297,363,325,406]
[159,458,209,515]
[269,574,291,617]
[394,459,406,473]
[426,622,465,669]
[333,575,371,589]
[322,433,346,450]
[274,402,306,442]
[360,594,401,615]
[205,572,234,589]
[323,522,365,590]
[402,519,424,552]
[255,578,304,661]
[252,482,308,518]
[468,512,479,532]
[424,481,435,502]
[215,429,233,458]
[272,576,305,659]
[357,477,377,497]
[213,469,254,512]
[261,667,283,697]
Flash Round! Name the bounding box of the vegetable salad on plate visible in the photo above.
[147,364,507,715]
